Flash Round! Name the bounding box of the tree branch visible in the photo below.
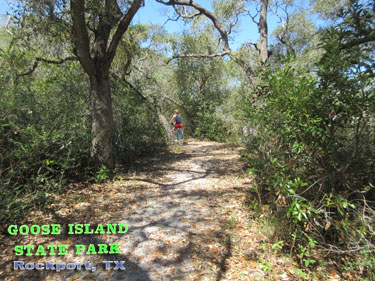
[269,5,285,27]
[18,56,78,77]
[341,33,375,49]
[247,41,259,51]
[131,64,187,111]
[112,73,152,106]
[6,15,14,35]
[163,13,181,26]
[71,0,96,76]
[111,73,172,134]
[91,0,122,62]
[106,0,144,69]
[244,8,259,25]
[173,5,202,18]
[166,50,231,63]
[277,35,295,55]
[156,0,231,51]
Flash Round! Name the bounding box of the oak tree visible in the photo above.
[13,0,231,168]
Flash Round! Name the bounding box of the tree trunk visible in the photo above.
[259,0,269,63]
[89,75,114,169]
[70,0,143,169]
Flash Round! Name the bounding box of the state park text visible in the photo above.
[7,223,128,256]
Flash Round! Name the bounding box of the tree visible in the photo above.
[11,0,237,169]
[171,21,231,136]
[12,0,143,168]
[259,0,268,62]
[70,0,144,168]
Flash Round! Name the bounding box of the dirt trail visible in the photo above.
[0,140,270,281]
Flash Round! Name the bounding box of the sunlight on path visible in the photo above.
[1,141,253,281]
[104,141,243,280]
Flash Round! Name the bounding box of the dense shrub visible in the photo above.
[0,50,166,223]
[111,78,166,164]
[242,2,375,271]
[193,103,230,142]
[0,58,92,223]
[244,64,374,270]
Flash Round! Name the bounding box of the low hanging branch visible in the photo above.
[18,56,77,76]
[111,73,150,106]
[130,64,186,110]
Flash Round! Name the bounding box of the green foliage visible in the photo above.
[298,241,316,267]
[343,250,375,280]
[0,52,91,223]
[94,165,111,183]
[0,27,166,223]
[241,0,375,272]
[194,104,230,141]
[294,268,309,280]
[271,240,284,251]
[258,258,273,273]
[111,76,166,164]
[169,23,234,142]
[313,0,350,19]
[272,9,319,58]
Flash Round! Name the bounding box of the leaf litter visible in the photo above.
[0,140,352,280]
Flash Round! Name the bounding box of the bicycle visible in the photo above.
[169,126,184,145]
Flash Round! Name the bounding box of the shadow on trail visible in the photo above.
[130,141,240,170]
[216,234,232,281]
[128,170,211,188]
[1,141,244,280]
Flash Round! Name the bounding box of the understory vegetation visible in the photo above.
[240,2,375,278]
[0,51,166,224]
[1,0,374,278]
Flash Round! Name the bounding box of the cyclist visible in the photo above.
[169,109,183,141]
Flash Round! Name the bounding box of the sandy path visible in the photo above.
[1,140,252,281]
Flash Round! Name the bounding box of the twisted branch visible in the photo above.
[18,56,77,76]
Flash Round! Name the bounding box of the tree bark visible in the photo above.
[259,0,268,63]
[89,75,114,169]
[70,0,143,168]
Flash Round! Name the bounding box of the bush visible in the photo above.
[0,59,92,224]
[111,77,166,164]
[242,42,374,268]
[193,103,230,142]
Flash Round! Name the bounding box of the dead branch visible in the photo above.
[163,13,181,25]
[228,16,240,35]
[244,8,259,25]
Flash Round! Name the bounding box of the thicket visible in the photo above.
[111,75,166,163]
[0,45,165,224]
[242,1,375,276]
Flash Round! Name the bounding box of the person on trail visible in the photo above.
[169,109,183,134]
